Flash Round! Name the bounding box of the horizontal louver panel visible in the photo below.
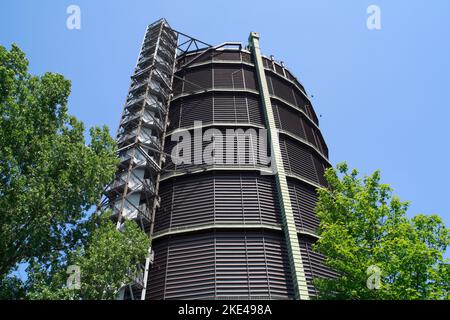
[272,100,328,158]
[214,66,245,89]
[305,104,319,126]
[293,90,307,113]
[172,77,183,96]
[167,101,181,131]
[314,157,328,187]
[279,135,328,187]
[178,51,213,66]
[303,119,317,147]
[155,172,281,233]
[299,236,339,297]
[272,102,306,140]
[243,67,257,91]
[268,74,296,105]
[183,66,212,93]
[179,95,213,127]
[146,244,168,300]
[214,94,241,123]
[242,52,253,64]
[288,179,320,234]
[147,230,294,300]
[175,66,258,91]
[247,94,263,125]
[280,135,318,183]
[314,132,328,158]
[213,51,241,62]
[164,127,269,172]
[274,63,284,76]
[263,57,274,70]
[169,93,264,129]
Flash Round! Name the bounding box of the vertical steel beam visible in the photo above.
[248,32,310,300]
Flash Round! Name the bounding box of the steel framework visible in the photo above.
[101,18,220,300]
[101,18,178,300]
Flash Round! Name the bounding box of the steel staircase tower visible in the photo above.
[103,18,178,300]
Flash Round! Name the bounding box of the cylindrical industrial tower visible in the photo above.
[106,19,336,300]
[143,31,336,300]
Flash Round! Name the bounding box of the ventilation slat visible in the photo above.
[147,230,294,300]
[155,173,281,233]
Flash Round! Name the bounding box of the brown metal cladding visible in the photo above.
[183,65,212,92]
[299,235,339,297]
[288,179,321,234]
[163,127,267,173]
[147,230,294,300]
[154,172,281,234]
[279,134,328,185]
[146,48,333,300]
[174,65,258,95]
[168,92,264,129]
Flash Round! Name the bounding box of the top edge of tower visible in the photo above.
[143,20,305,96]
[148,18,172,29]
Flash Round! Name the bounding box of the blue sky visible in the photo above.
[1,0,449,230]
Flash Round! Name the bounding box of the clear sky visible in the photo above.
[1,0,449,229]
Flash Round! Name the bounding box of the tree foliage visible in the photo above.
[0,44,149,299]
[26,212,150,300]
[314,163,450,299]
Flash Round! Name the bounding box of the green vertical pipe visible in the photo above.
[248,32,310,300]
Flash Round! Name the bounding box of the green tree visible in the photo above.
[314,163,450,299]
[0,275,26,299]
[26,212,150,300]
[0,44,149,299]
[0,43,117,277]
